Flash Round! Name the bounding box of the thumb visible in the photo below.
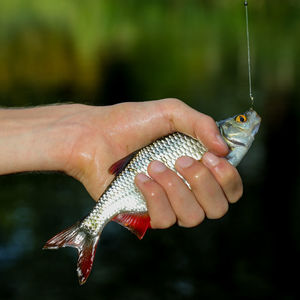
[157,99,229,156]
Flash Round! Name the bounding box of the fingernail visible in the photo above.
[216,134,228,149]
[136,173,151,183]
[202,152,220,167]
[150,160,167,173]
[176,156,194,168]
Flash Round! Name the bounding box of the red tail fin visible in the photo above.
[43,223,100,285]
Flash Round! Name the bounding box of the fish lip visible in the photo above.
[225,136,247,147]
[219,126,247,147]
[252,123,260,136]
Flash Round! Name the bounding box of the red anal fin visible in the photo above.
[112,213,151,240]
[109,150,139,176]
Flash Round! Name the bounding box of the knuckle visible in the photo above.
[161,98,185,118]
[148,183,164,198]
[225,165,238,181]
[219,163,239,186]
[220,164,243,203]
[203,114,216,126]
[138,179,163,199]
[231,183,243,203]
[196,114,216,132]
[164,98,183,107]
[178,209,205,228]
[155,214,176,229]
[159,98,186,133]
[219,200,229,217]
[190,164,210,186]
[238,184,244,199]
[166,179,175,189]
[206,200,229,219]
[149,167,178,191]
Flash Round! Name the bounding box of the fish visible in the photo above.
[43,108,261,285]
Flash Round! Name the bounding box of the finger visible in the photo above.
[175,156,229,219]
[202,152,243,203]
[148,160,205,227]
[158,98,229,156]
[135,173,176,229]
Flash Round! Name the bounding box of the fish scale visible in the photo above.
[43,109,261,285]
[82,132,206,236]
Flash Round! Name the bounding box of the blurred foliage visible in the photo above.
[0,0,299,111]
[0,0,300,299]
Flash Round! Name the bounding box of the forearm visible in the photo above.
[0,104,84,175]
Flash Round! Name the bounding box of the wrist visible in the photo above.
[0,104,89,175]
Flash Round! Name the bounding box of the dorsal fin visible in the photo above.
[108,150,138,176]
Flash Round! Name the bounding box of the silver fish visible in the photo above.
[43,109,261,284]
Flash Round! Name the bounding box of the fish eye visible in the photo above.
[235,114,247,123]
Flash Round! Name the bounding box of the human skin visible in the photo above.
[0,98,242,228]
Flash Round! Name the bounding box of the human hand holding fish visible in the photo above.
[62,98,244,228]
[0,98,261,284]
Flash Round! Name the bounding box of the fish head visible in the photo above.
[217,109,261,166]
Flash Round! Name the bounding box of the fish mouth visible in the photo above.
[219,126,247,147]
[252,123,260,136]
[224,136,247,147]
[225,122,260,147]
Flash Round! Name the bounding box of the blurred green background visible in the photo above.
[0,0,299,299]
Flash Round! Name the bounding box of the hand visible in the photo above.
[0,99,243,228]
[135,153,242,228]
[56,98,243,228]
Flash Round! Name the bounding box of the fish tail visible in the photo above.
[43,222,100,285]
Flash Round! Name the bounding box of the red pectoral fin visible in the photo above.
[109,151,139,176]
[112,213,151,240]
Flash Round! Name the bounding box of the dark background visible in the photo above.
[0,0,299,299]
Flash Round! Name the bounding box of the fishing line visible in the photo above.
[244,1,254,108]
